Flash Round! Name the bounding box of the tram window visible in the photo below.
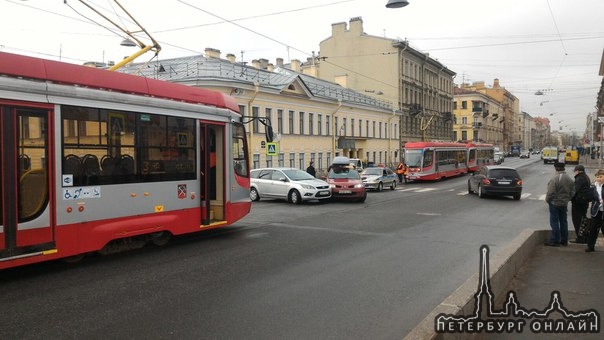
[233,123,248,177]
[61,105,196,185]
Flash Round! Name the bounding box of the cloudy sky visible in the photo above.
[2,0,603,135]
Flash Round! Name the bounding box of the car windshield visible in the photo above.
[328,166,360,179]
[489,169,518,178]
[362,168,383,176]
[282,169,316,181]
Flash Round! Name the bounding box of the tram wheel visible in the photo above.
[151,231,172,246]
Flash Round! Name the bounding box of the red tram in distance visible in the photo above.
[0,52,251,270]
[466,142,495,172]
[403,141,494,181]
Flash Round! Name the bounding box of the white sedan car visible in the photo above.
[250,168,332,204]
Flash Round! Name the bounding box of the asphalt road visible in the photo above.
[0,156,551,340]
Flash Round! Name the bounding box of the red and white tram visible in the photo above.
[0,52,251,270]
[466,142,495,172]
[403,142,469,181]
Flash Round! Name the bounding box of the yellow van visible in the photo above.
[564,150,579,164]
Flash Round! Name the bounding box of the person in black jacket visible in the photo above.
[586,169,604,252]
[306,161,316,177]
[571,165,592,243]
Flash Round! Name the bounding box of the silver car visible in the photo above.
[250,168,332,204]
[360,167,397,191]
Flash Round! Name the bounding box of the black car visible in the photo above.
[468,165,522,200]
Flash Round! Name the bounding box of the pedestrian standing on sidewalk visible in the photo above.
[586,169,604,252]
[545,162,575,247]
[571,165,592,243]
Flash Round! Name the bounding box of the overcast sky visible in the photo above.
[2,0,603,135]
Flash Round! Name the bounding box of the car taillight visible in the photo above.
[481,178,491,185]
[517,179,523,185]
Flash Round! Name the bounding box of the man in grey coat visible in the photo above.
[545,162,575,246]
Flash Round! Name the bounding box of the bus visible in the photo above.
[0,52,251,270]
[466,142,495,172]
[404,142,469,181]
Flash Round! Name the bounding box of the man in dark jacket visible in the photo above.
[306,161,316,177]
[545,162,575,246]
[571,165,591,243]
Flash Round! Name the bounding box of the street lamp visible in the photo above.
[386,0,409,8]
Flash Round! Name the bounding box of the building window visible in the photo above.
[373,121,376,137]
[326,115,330,136]
[461,101,467,109]
[351,119,355,137]
[379,122,382,138]
[253,153,260,169]
[359,120,362,136]
[288,110,295,134]
[318,152,323,171]
[299,112,305,135]
[299,153,305,169]
[366,120,369,137]
[318,114,322,135]
[265,108,272,135]
[342,118,347,136]
[309,112,314,135]
[462,117,468,125]
[277,109,283,134]
[289,152,295,168]
[252,106,260,133]
[278,153,284,167]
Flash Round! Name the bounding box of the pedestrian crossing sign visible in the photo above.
[266,142,278,156]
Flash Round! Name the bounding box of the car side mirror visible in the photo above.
[279,177,287,182]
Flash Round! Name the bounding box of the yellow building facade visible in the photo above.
[119,50,400,174]
[316,17,456,143]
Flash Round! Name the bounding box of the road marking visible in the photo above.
[457,192,469,196]
[415,188,437,192]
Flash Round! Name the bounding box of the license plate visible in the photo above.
[408,176,417,179]
[317,191,330,196]
[498,181,511,185]
[339,190,352,194]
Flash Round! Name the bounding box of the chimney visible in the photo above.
[259,58,269,69]
[331,21,347,36]
[291,59,301,72]
[204,47,221,59]
[251,59,261,69]
[267,63,274,72]
[349,17,363,36]
[226,53,236,63]
[493,78,500,88]
[276,58,284,67]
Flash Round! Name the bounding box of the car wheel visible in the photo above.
[250,187,260,201]
[377,182,383,192]
[390,181,396,190]
[358,192,367,203]
[513,193,521,200]
[467,181,473,194]
[288,189,302,205]
[478,184,485,198]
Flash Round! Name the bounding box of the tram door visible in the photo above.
[199,122,225,225]
[0,105,54,259]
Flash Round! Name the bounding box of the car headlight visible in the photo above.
[329,184,336,188]
[301,184,315,190]
[354,183,364,188]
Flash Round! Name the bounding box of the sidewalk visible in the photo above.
[404,230,604,340]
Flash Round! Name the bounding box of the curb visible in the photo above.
[403,229,549,340]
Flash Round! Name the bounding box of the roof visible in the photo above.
[117,54,394,111]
